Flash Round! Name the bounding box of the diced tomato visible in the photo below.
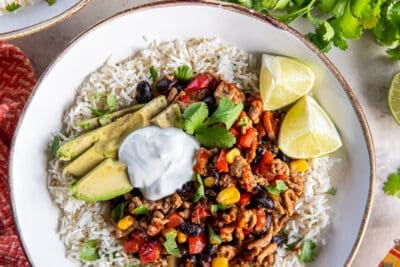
[167,212,184,228]
[243,228,253,235]
[139,240,161,263]
[123,230,146,253]
[255,209,267,232]
[179,93,191,104]
[261,151,274,165]
[185,73,216,93]
[188,234,206,254]
[217,150,229,172]
[275,174,288,181]
[239,127,258,149]
[239,192,252,207]
[192,203,210,224]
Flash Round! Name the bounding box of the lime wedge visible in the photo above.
[388,72,400,125]
[278,96,342,159]
[260,54,315,110]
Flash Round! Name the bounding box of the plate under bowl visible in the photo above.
[9,1,374,266]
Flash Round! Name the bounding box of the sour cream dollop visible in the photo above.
[118,126,200,201]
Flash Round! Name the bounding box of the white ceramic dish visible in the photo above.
[9,1,374,266]
[0,0,89,40]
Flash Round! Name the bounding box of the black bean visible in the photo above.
[179,222,203,236]
[253,191,274,209]
[252,146,265,164]
[203,96,216,107]
[135,81,152,103]
[278,151,290,163]
[271,234,287,246]
[177,181,196,200]
[156,77,177,92]
[205,188,217,198]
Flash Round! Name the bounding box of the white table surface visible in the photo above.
[9,0,400,266]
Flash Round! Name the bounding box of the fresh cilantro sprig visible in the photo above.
[223,0,400,59]
[383,168,400,199]
[182,97,243,148]
[6,2,21,12]
[174,65,193,81]
[298,239,317,263]
[163,232,182,257]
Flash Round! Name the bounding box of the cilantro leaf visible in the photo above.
[206,97,244,129]
[383,168,400,198]
[174,65,193,82]
[183,102,208,134]
[111,202,128,222]
[80,240,99,262]
[387,45,400,60]
[337,4,362,39]
[150,66,158,81]
[133,205,149,215]
[299,239,317,263]
[208,225,223,245]
[193,174,205,203]
[351,0,370,18]
[195,125,236,149]
[106,95,118,111]
[326,186,337,195]
[50,136,61,157]
[6,2,21,12]
[163,232,181,257]
[211,203,228,213]
[238,0,253,8]
[266,180,288,195]
[387,0,400,26]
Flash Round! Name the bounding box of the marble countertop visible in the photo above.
[10,0,400,266]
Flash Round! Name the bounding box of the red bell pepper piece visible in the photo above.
[217,150,229,172]
[188,234,206,254]
[239,192,252,206]
[185,73,216,93]
[123,230,146,253]
[167,212,184,228]
[191,203,210,224]
[139,240,161,263]
[255,209,267,232]
[178,93,191,104]
[239,128,258,149]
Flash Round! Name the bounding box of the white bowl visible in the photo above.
[0,0,89,40]
[9,1,375,266]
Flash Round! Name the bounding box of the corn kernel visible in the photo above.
[290,159,309,172]
[270,193,280,202]
[225,148,241,164]
[177,231,188,243]
[117,215,134,230]
[217,187,240,205]
[204,177,215,187]
[162,228,177,238]
[212,257,229,267]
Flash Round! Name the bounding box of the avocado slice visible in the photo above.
[70,158,132,202]
[77,103,145,130]
[57,96,167,161]
[150,103,182,128]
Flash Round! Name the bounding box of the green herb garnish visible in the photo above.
[80,240,99,262]
[208,225,223,245]
[90,95,118,118]
[193,174,205,203]
[150,66,158,81]
[133,205,149,215]
[210,203,228,213]
[111,202,128,222]
[266,180,288,195]
[182,97,242,149]
[238,116,250,127]
[286,237,303,250]
[6,2,21,12]
[77,121,94,131]
[163,232,181,257]
[46,0,56,5]
[174,65,193,81]
[298,239,317,263]
[326,186,337,195]
[50,136,61,157]
[383,168,400,199]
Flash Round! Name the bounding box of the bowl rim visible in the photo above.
[9,0,375,266]
[0,0,91,41]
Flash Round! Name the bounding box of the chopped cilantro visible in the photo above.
[50,136,61,157]
[326,186,337,195]
[111,202,128,222]
[238,116,250,127]
[210,203,228,213]
[174,65,193,82]
[193,174,205,203]
[133,205,149,215]
[266,180,288,195]
[77,121,94,131]
[383,168,400,199]
[6,2,21,12]
[80,240,99,262]
[163,232,181,257]
[298,239,317,263]
[149,66,158,81]
[208,225,223,245]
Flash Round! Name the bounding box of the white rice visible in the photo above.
[48,38,334,266]
[0,0,38,14]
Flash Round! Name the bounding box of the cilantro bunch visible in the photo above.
[223,0,400,59]
[182,97,243,148]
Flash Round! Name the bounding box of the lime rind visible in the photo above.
[388,72,400,125]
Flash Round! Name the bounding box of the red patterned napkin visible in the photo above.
[0,41,36,267]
